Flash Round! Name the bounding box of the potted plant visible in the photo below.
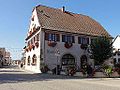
[102,64,113,77]
[114,63,120,75]
[40,65,49,73]
[68,67,76,76]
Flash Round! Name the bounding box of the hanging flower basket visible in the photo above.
[31,44,35,50]
[33,27,36,32]
[35,41,39,48]
[29,45,33,51]
[47,41,57,47]
[25,48,29,52]
[29,31,32,35]
[80,44,88,50]
[64,42,73,49]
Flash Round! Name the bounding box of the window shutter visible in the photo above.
[87,38,89,44]
[72,36,75,43]
[78,37,81,44]
[45,32,49,40]
[62,35,65,42]
[34,37,36,43]
[56,34,60,41]
[37,33,40,41]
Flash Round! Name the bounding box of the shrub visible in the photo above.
[41,65,49,73]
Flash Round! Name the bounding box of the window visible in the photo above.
[62,54,75,65]
[62,35,74,43]
[27,56,31,65]
[27,41,30,46]
[113,58,116,64]
[113,52,116,56]
[117,52,120,56]
[33,37,36,42]
[118,58,120,63]
[31,39,33,44]
[32,54,37,65]
[45,32,60,41]
[78,37,89,44]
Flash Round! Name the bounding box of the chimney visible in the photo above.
[61,6,65,12]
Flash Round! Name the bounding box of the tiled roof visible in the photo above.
[36,5,111,37]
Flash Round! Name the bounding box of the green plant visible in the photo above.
[40,65,49,73]
[102,64,113,77]
[68,67,76,76]
[90,36,113,65]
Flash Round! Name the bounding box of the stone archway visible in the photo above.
[61,54,75,69]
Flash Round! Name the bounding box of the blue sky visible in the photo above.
[0,0,120,59]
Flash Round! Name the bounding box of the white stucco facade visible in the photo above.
[24,5,110,73]
[25,8,41,73]
[112,35,120,64]
[25,8,94,73]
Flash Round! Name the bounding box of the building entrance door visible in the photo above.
[61,54,75,70]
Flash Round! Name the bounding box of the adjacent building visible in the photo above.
[25,5,111,73]
[0,48,11,67]
[112,35,120,64]
[0,48,6,67]
[4,52,11,65]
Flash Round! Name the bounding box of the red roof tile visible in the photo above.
[36,5,111,37]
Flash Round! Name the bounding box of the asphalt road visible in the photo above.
[0,65,120,90]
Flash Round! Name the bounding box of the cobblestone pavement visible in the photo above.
[0,66,120,90]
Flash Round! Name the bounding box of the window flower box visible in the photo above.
[80,44,88,50]
[47,41,57,47]
[33,27,36,32]
[35,41,39,48]
[29,31,32,35]
[31,44,35,50]
[25,48,29,52]
[64,42,73,49]
[29,45,33,51]
[31,63,36,66]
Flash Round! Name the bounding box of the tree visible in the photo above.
[90,36,113,65]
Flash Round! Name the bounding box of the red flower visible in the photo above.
[64,42,73,49]
[80,44,88,50]
[48,41,57,47]
[31,44,35,50]
[25,48,29,52]
[35,41,39,48]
